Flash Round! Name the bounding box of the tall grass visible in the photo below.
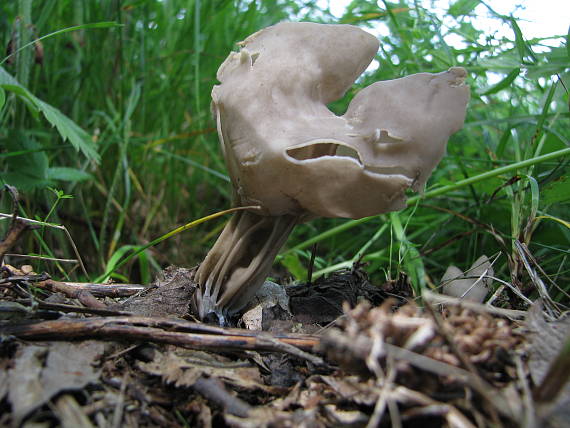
[1,0,568,304]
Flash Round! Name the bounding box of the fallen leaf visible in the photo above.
[8,346,45,425]
[7,341,104,425]
[526,305,570,427]
[138,348,273,392]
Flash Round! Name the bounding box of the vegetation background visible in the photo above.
[1,0,568,304]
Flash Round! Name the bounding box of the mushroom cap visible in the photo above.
[442,255,494,302]
[212,22,470,218]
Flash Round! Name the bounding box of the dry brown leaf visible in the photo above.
[138,348,272,392]
[7,341,104,426]
[526,305,570,427]
[7,345,45,425]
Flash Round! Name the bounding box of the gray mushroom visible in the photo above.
[192,22,470,322]
[441,255,494,302]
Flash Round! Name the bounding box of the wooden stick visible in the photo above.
[40,279,146,297]
[0,273,146,298]
[0,316,320,357]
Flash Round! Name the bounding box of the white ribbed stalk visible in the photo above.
[193,210,297,322]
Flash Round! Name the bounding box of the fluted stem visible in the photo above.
[193,210,298,322]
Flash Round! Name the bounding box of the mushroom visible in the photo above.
[441,255,494,302]
[192,22,470,322]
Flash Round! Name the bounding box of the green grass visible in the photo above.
[1,0,568,305]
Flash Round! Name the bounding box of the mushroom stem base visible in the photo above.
[193,209,298,322]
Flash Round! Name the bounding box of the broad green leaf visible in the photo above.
[542,176,570,205]
[36,99,99,161]
[448,0,479,17]
[0,66,24,86]
[46,167,93,182]
[5,137,49,178]
[0,66,100,162]
[0,78,40,118]
[0,172,52,191]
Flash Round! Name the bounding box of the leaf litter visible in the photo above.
[1,262,569,427]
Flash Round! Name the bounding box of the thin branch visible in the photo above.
[0,316,320,358]
[0,212,88,277]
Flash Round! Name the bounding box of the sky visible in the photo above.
[319,0,569,42]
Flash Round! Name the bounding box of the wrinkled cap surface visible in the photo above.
[212,22,470,218]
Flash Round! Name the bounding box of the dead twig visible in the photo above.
[39,279,146,298]
[15,298,133,316]
[0,186,34,264]
[76,290,109,310]
[0,272,146,298]
[422,290,527,320]
[0,212,88,278]
[0,316,320,358]
[111,372,129,428]
[256,334,326,366]
[393,386,477,428]
[321,329,518,421]
[515,240,565,315]
[193,376,251,417]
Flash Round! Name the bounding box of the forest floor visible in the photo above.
[1,259,569,428]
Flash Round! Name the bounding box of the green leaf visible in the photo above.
[0,172,52,191]
[0,87,5,110]
[481,68,520,95]
[0,66,100,162]
[526,175,539,220]
[96,245,141,283]
[448,0,479,17]
[508,17,537,64]
[542,176,570,205]
[137,250,151,285]
[36,99,100,161]
[4,136,49,178]
[280,252,308,281]
[495,127,512,158]
[46,167,93,182]
[0,82,40,118]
